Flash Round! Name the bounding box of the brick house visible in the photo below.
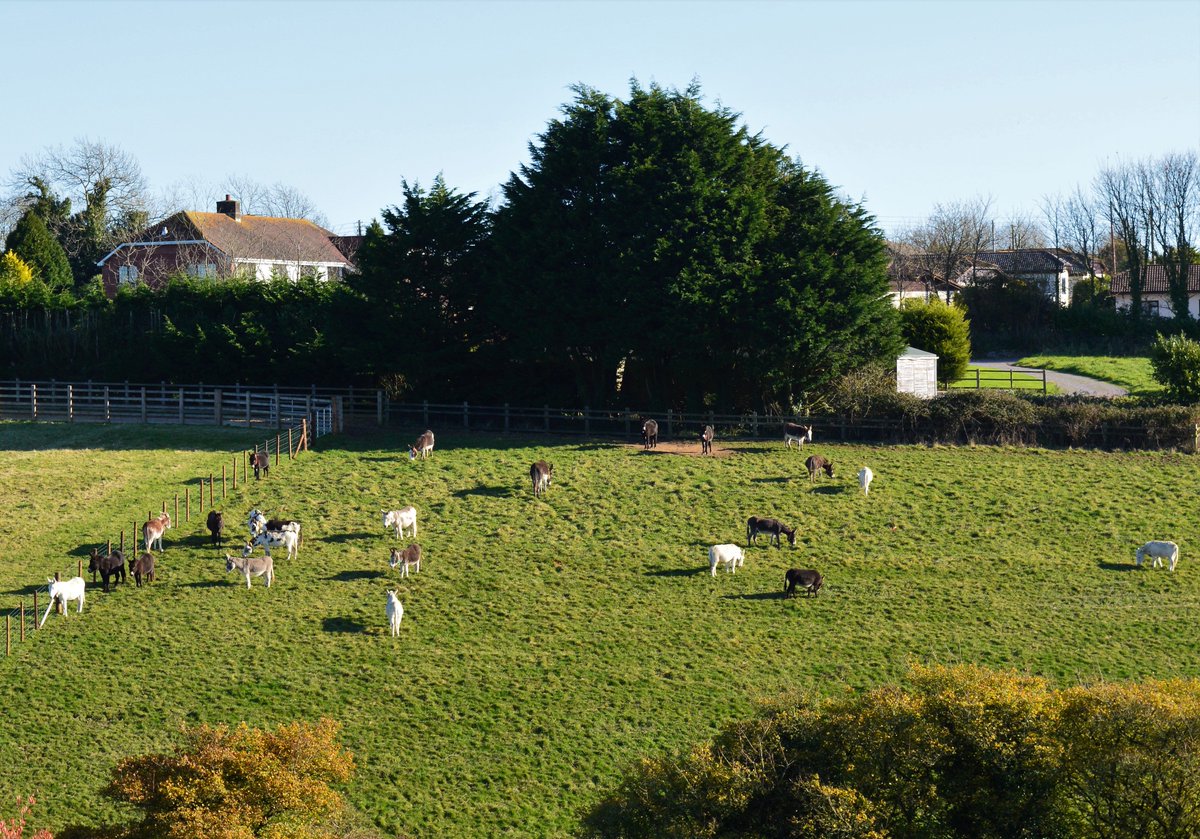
[1111,264,1200,318]
[97,196,357,296]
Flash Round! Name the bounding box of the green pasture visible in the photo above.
[1,422,1199,837]
[948,365,1058,393]
[1019,354,1161,397]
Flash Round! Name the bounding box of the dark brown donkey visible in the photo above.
[806,454,834,481]
[88,547,126,592]
[784,568,823,597]
[128,552,156,587]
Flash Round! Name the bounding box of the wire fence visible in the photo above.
[4,417,324,656]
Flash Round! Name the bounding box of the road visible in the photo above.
[970,359,1128,397]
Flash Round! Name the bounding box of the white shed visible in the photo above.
[897,346,938,399]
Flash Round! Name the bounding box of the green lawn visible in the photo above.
[1,423,1199,836]
[948,365,1059,393]
[1018,355,1161,397]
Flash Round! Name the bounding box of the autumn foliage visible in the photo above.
[0,798,52,839]
[584,664,1200,839]
[104,718,354,839]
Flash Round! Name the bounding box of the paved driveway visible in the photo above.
[970,359,1128,397]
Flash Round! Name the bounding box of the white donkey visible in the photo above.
[709,544,745,577]
[243,528,299,560]
[39,576,85,627]
[1136,540,1179,572]
[387,590,404,636]
[858,466,874,496]
[383,506,418,539]
[226,554,274,588]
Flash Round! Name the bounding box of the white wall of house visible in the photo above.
[233,259,345,281]
[1114,293,1200,319]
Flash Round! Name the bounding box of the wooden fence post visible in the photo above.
[30,383,36,419]
[288,428,294,459]
[33,591,38,630]
[120,530,124,554]
[19,601,25,642]
[245,392,251,425]
[275,434,281,467]
[141,387,147,423]
[232,455,238,488]
[104,385,110,422]
[178,388,184,423]
[222,466,226,500]
[6,614,9,655]
[215,388,223,425]
[77,559,83,579]
[185,487,190,522]
[301,418,308,452]
[175,493,179,525]
[67,384,74,422]
[243,449,248,482]
[198,480,204,513]
[463,401,469,429]
[209,474,214,506]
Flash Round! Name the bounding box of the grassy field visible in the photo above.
[2,422,1200,836]
[1019,354,1160,397]
[948,365,1059,393]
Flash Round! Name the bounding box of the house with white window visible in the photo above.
[98,196,358,296]
[954,249,1091,307]
[1111,264,1200,318]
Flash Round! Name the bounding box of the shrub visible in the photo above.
[0,797,52,839]
[0,252,36,289]
[3,212,72,292]
[1150,332,1200,403]
[899,298,971,384]
[585,665,1200,839]
[105,717,355,839]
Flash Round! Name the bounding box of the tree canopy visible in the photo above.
[487,81,902,411]
[4,211,72,291]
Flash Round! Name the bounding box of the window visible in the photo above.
[118,265,139,286]
[1142,300,1161,317]
[187,262,217,279]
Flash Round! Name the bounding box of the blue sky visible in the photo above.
[4,0,1198,236]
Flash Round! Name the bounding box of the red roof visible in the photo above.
[1111,264,1200,294]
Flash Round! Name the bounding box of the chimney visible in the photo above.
[216,194,242,220]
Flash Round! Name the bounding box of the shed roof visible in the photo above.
[899,346,939,360]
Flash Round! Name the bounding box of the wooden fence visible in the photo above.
[0,379,334,432]
[947,367,1049,393]
[4,417,315,655]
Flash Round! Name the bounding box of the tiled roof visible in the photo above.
[181,212,351,264]
[1111,264,1200,294]
[973,249,1088,275]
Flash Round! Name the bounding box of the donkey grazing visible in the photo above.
[784,423,813,449]
[531,461,553,497]
[88,547,126,592]
[39,576,85,627]
[784,568,823,597]
[226,554,274,588]
[383,507,418,539]
[143,512,171,553]
[709,544,744,577]
[251,450,270,480]
[1136,540,1180,572]
[700,425,714,455]
[806,455,834,482]
[747,517,797,547]
[410,430,435,460]
[389,544,422,577]
[207,510,225,547]
[129,552,156,587]
[642,419,659,449]
[249,509,301,543]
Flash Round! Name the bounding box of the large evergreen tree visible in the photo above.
[347,175,492,397]
[488,81,901,410]
[4,210,73,291]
